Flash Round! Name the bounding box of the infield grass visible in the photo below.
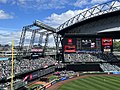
[58,76,120,90]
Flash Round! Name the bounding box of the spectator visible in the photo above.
[0,56,57,79]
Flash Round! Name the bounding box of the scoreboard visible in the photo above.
[79,38,96,51]
[63,37,113,53]
[63,37,113,62]
[63,38,100,53]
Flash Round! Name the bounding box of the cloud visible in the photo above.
[0,10,13,19]
[17,0,26,5]
[91,0,109,4]
[74,0,89,8]
[0,30,20,45]
[0,28,33,46]
[0,29,35,46]
[74,0,111,8]
[0,0,7,3]
[44,0,115,28]
[44,9,87,28]
[11,0,72,10]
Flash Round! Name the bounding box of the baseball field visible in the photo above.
[58,76,120,90]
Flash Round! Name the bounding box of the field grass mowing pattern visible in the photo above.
[58,76,120,90]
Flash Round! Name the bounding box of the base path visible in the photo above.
[47,74,120,90]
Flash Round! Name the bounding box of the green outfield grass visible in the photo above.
[58,76,120,90]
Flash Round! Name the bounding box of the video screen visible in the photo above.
[81,38,96,51]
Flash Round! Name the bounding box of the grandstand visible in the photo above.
[100,63,120,72]
[0,56,57,79]
[1,0,120,90]
[64,53,118,62]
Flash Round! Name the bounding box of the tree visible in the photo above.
[113,41,120,51]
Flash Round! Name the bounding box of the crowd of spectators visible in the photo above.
[55,61,66,68]
[0,56,57,80]
[100,63,120,72]
[64,53,118,62]
[97,53,118,61]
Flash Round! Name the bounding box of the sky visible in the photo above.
[0,0,112,46]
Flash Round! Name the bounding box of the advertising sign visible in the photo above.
[30,71,38,80]
[102,38,113,52]
[63,38,76,53]
[102,38,112,46]
[60,77,68,81]
[45,83,52,88]
[103,46,111,52]
[51,80,57,85]
[31,49,43,52]
[64,45,76,52]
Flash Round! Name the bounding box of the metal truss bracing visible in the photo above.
[29,30,47,51]
[57,0,120,32]
[42,33,53,55]
[29,29,47,49]
[19,22,54,51]
[19,27,26,51]
[34,20,56,33]
[29,29,49,51]
[25,28,47,35]
[19,24,34,50]
[18,20,57,58]
[29,30,37,49]
[43,33,49,56]
[53,34,58,48]
[38,34,43,46]
[53,34,62,59]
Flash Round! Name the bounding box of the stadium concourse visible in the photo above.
[1,0,120,90]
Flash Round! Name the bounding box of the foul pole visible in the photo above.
[11,39,14,90]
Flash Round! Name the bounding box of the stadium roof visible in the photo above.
[57,10,120,35]
[64,31,120,39]
[98,27,120,33]
[57,0,120,35]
